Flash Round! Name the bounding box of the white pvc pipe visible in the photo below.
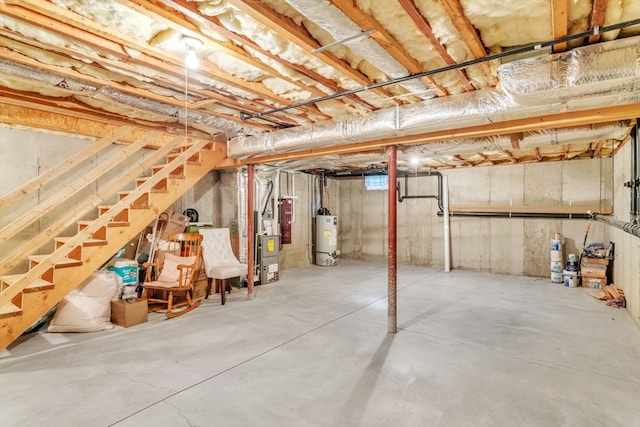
[443,175,451,273]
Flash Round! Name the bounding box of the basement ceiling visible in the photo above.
[1,0,640,171]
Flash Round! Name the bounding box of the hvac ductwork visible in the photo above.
[254,121,630,171]
[0,59,245,135]
[228,35,640,158]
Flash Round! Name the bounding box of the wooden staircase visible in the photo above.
[0,131,227,350]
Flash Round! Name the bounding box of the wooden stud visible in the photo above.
[588,0,608,44]
[551,0,569,52]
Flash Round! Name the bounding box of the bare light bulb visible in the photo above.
[185,49,199,69]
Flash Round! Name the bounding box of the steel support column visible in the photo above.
[247,164,255,298]
[387,146,397,333]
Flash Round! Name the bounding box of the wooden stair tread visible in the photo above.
[28,255,83,268]
[54,237,107,246]
[0,302,21,317]
[77,220,129,227]
[0,275,53,291]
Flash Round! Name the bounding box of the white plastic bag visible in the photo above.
[48,270,121,333]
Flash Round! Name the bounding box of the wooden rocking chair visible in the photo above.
[142,232,203,318]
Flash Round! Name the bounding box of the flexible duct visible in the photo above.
[499,36,640,104]
[0,59,245,135]
[229,35,640,158]
[283,0,435,99]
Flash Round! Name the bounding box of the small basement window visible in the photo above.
[365,175,388,191]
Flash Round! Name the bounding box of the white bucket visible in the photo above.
[563,270,578,288]
[550,238,562,251]
[550,250,563,261]
[550,261,563,273]
[551,271,563,283]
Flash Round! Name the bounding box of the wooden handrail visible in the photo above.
[0,135,185,275]
[0,138,209,308]
[0,132,156,242]
[0,127,133,210]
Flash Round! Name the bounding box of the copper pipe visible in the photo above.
[247,164,255,298]
[387,146,397,333]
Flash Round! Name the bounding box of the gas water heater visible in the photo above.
[315,215,338,266]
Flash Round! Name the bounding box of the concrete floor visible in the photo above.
[1,260,639,427]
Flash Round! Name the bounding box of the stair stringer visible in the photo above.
[0,141,227,350]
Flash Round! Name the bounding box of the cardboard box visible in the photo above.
[582,276,607,289]
[191,269,209,299]
[581,263,607,278]
[157,209,190,240]
[111,298,148,328]
[583,257,609,266]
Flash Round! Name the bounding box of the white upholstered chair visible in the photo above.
[199,228,247,305]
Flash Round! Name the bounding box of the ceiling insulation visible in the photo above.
[0,0,639,171]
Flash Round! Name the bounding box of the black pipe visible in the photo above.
[240,18,640,121]
[437,211,593,219]
[632,123,639,219]
[396,171,444,212]
[326,168,594,219]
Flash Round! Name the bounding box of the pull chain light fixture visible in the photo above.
[181,36,203,69]
[180,35,202,212]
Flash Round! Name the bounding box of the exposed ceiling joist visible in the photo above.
[0,0,638,173]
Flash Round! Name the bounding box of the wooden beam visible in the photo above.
[551,0,569,52]
[397,0,475,91]
[439,0,497,86]
[330,0,447,96]
[588,0,608,43]
[237,104,640,164]
[0,100,183,145]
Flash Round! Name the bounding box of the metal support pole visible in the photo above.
[387,146,397,334]
[247,164,255,299]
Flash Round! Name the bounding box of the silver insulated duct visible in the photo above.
[228,35,640,158]
[0,59,246,135]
